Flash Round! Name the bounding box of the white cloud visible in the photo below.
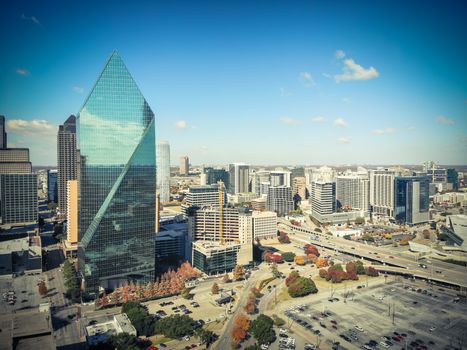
[436,115,454,125]
[335,58,379,82]
[73,86,84,94]
[335,50,346,59]
[175,120,188,129]
[311,116,326,123]
[299,71,315,87]
[6,119,58,165]
[333,118,348,128]
[21,14,41,25]
[280,117,300,125]
[16,68,29,76]
[373,128,395,135]
[338,137,350,144]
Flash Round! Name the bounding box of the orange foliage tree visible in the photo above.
[316,258,329,268]
[294,255,306,265]
[231,313,250,344]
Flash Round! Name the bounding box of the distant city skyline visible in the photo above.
[0,1,466,165]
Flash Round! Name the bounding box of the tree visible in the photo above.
[318,269,328,279]
[278,231,291,244]
[365,266,379,277]
[294,255,306,265]
[181,288,191,299]
[231,314,250,344]
[121,302,155,336]
[285,271,300,287]
[222,273,232,283]
[423,229,430,239]
[272,314,285,327]
[245,296,256,314]
[211,282,220,295]
[316,258,329,268]
[38,281,48,296]
[307,254,318,264]
[244,344,261,350]
[304,244,320,256]
[270,262,280,278]
[233,265,245,281]
[154,315,196,338]
[345,262,356,274]
[89,333,151,350]
[281,252,296,262]
[288,277,318,297]
[196,328,217,347]
[249,314,276,345]
[354,260,365,275]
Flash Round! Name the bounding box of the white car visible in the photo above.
[429,326,436,332]
[354,325,364,332]
[279,328,287,333]
[183,336,190,341]
[260,344,269,350]
[380,341,390,348]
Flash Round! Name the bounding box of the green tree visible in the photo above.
[244,344,261,350]
[272,314,285,327]
[154,315,196,338]
[121,302,155,336]
[288,277,318,298]
[281,252,296,262]
[196,328,217,347]
[181,288,191,299]
[354,260,366,275]
[355,216,365,225]
[249,314,276,345]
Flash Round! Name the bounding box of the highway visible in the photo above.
[278,221,467,289]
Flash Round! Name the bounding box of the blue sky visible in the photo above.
[0,0,466,166]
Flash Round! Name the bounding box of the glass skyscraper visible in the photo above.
[394,176,430,225]
[78,51,156,296]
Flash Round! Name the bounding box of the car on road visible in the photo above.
[354,325,364,332]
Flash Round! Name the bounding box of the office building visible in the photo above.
[77,51,156,296]
[270,170,291,187]
[266,186,293,216]
[155,230,186,261]
[63,180,78,257]
[203,167,230,189]
[184,183,227,209]
[86,313,136,347]
[57,115,77,216]
[251,170,270,195]
[156,140,171,202]
[292,176,306,201]
[260,181,270,197]
[291,167,305,180]
[0,148,31,174]
[47,170,58,203]
[394,176,430,225]
[0,235,42,277]
[188,206,240,242]
[311,181,336,216]
[179,156,189,175]
[229,163,249,194]
[369,169,396,217]
[336,174,370,212]
[251,210,277,240]
[447,168,459,190]
[251,197,267,211]
[192,241,253,275]
[0,115,6,149]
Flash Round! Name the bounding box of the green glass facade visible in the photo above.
[78,51,156,296]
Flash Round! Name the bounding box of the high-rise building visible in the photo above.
[266,186,293,216]
[189,206,240,242]
[447,169,459,190]
[203,167,230,189]
[292,176,306,201]
[336,174,370,212]
[78,51,156,296]
[63,180,78,257]
[369,169,396,217]
[250,210,277,240]
[270,170,291,187]
[311,181,336,216]
[156,140,170,202]
[0,115,7,149]
[229,163,249,194]
[0,118,37,225]
[47,170,58,203]
[251,170,269,195]
[179,156,189,175]
[57,115,77,216]
[394,176,430,225]
[184,183,227,210]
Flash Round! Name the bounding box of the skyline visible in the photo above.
[1,1,466,166]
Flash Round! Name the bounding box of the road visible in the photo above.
[213,265,272,350]
[278,221,467,288]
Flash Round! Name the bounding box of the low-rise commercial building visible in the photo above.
[86,313,136,346]
[0,235,42,277]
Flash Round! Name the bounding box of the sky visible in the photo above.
[0,0,466,166]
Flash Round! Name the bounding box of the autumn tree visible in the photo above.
[315,258,329,268]
[294,255,306,265]
[318,269,328,279]
[307,254,318,264]
[211,282,220,295]
[285,271,300,287]
[233,265,245,281]
[277,232,291,244]
[222,273,232,283]
[38,281,48,296]
[365,266,379,277]
[231,313,250,345]
[304,244,320,257]
[422,229,430,239]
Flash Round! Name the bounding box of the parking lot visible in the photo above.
[0,274,43,314]
[275,279,467,350]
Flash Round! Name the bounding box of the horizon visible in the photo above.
[1,1,466,166]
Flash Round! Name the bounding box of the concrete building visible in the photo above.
[62,180,78,257]
[228,163,249,194]
[440,214,467,249]
[251,170,270,195]
[86,313,136,347]
[260,181,270,197]
[266,186,293,216]
[0,173,37,225]
[179,155,189,176]
[188,206,240,242]
[369,169,396,217]
[192,241,253,275]
[394,176,430,225]
[228,192,258,204]
[311,181,336,216]
[57,115,77,216]
[156,140,171,202]
[251,197,266,211]
[0,304,55,350]
[0,148,31,174]
[183,183,227,215]
[0,235,42,277]
[292,176,307,201]
[155,230,186,261]
[203,167,230,189]
[336,174,369,212]
[270,170,291,187]
[251,210,277,240]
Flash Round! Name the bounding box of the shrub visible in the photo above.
[318,269,328,279]
[288,277,318,297]
[281,252,296,262]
